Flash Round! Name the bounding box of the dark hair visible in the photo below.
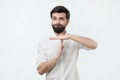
[50,5,70,20]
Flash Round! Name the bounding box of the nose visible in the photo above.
[56,19,60,24]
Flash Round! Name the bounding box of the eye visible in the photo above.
[52,17,56,20]
[59,17,65,20]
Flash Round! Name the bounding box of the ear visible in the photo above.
[66,20,69,25]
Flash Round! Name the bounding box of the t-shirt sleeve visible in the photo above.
[36,39,47,68]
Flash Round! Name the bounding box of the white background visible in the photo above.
[0,0,120,80]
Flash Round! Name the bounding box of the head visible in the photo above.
[50,5,70,33]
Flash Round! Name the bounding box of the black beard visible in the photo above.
[52,24,66,33]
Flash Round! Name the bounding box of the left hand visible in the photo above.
[49,34,69,40]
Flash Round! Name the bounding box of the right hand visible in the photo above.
[58,39,64,54]
[54,39,64,59]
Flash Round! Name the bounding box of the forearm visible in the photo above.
[37,58,56,75]
[37,52,62,75]
[68,34,97,49]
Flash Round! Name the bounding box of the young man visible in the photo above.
[36,5,97,80]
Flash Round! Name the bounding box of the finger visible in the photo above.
[61,39,63,45]
[49,37,60,40]
[61,39,64,49]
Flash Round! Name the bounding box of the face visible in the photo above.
[51,12,69,33]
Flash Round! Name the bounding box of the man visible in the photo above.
[36,5,97,80]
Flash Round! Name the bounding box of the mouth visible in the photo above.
[52,24,65,33]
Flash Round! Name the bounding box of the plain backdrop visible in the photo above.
[0,0,120,80]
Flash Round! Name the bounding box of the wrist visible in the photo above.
[67,33,71,39]
[54,54,60,60]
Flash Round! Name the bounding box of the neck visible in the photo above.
[54,30,66,36]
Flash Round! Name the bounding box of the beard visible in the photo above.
[52,24,66,33]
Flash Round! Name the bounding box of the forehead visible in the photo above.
[52,12,66,18]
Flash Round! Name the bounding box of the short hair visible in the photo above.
[50,5,70,20]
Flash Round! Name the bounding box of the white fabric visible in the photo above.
[36,34,90,80]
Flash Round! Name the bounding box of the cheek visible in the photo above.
[61,21,67,25]
[51,20,55,24]
[51,20,58,24]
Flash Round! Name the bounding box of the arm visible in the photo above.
[37,40,64,75]
[50,33,97,49]
[68,34,97,49]
[37,56,58,75]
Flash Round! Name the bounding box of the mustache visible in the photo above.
[52,24,66,33]
[53,24,63,27]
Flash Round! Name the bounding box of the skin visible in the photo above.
[37,12,97,75]
[51,12,69,35]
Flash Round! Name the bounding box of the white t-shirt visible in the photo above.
[36,34,90,80]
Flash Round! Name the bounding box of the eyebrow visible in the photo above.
[59,17,65,20]
[52,16,65,19]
